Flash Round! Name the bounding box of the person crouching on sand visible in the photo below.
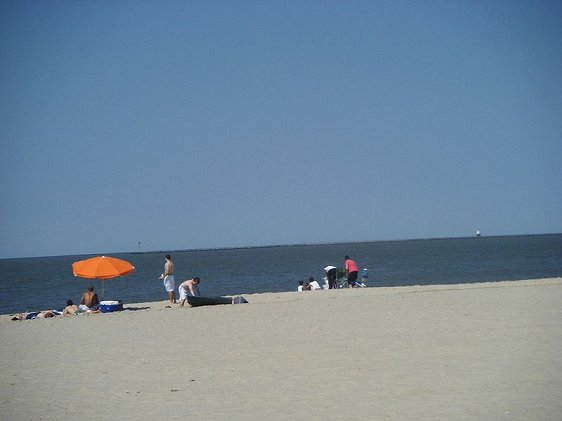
[179,277,201,306]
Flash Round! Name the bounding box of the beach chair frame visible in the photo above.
[336,273,366,288]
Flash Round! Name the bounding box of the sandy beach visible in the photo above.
[1,278,561,420]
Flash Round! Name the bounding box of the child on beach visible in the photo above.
[306,277,321,290]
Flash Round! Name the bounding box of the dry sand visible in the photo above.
[1,278,561,420]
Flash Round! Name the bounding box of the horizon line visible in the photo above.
[2,232,561,260]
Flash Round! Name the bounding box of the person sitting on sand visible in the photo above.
[79,285,100,311]
[63,300,81,316]
[306,277,321,290]
[297,280,304,292]
[178,277,201,306]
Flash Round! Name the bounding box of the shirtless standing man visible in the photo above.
[159,254,176,304]
[178,277,201,306]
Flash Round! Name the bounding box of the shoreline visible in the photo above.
[2,277,561,420]
[2,277,561,321]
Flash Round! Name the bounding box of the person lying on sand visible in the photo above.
[63,300,81,316]
[11,311,59,321]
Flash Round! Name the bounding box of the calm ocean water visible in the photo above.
[1,234,561,315]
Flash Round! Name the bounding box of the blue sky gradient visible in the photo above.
[1,1,561,258]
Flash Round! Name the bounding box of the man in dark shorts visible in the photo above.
[324,265,338,289]
[344,255,359,288]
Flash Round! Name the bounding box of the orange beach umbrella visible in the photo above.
[72,256,135,298]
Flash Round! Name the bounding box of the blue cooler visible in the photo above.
[100,300,123,313]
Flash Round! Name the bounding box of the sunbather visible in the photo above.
[63,300,81,316]
[11,310,58,321]
[79,285,100,311]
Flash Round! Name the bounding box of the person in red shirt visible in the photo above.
[344,255,359,288]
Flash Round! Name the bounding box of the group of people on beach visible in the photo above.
[11,253,363,321]
[62,284,101,316]
[161,253,362,300]
[12,254,199,320]
[298,255,362,291]
[11,285,101,320]
[159,254,201,306]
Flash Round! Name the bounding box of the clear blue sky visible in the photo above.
[1,0,561,259]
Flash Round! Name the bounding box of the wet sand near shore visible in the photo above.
[1,278,561,420]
